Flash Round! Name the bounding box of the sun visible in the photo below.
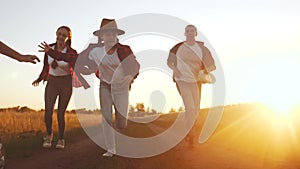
[265,100,297,117]
[243,58,300,117]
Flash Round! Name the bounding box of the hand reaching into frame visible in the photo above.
[20,54,40,64]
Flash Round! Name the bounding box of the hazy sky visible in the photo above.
[1,0,300,112]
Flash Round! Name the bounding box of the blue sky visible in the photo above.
[1,0,300,112]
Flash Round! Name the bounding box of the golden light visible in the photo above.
[243,58,300,117]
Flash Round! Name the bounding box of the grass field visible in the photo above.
[0,110,81,139]
[2,103,300,169]
[0,110,84,160]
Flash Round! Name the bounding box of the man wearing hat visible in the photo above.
[77,18,140,157]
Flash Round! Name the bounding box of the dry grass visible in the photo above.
[0,111,81,140]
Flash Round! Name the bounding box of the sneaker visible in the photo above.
[185,134,194,147]
[0,142,5,169]
[56,139,65,149]
[102,151,113,157]
[102,148,115,157]
[43,134,53,148]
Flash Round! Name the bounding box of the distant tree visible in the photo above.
[75,108,87,114]
[70,110,76,114]
[92,109,101,114]
[136,103,145,112]
[18,106,36,113]
[129,105,135,113]
[151,109,157,114]
[169,108,176,113]
[38,109,45,113]
[8,106,20,112]
[178,107,184,112]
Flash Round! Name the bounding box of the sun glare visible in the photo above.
[266,101,297,118]
[244,58,300,117]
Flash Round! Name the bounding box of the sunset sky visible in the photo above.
[1,0,300,113]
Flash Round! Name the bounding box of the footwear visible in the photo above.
[185,134,194,146]
[102,149,115,157]
[0,143,3,158]
[102,151,113,157]
[56,139,65,149]
[43,134,53,148]
[0,142,5,169]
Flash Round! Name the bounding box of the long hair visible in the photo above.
[57,26,72,47]
[52,26,72,69]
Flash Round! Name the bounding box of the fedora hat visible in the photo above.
[93,18,125,36]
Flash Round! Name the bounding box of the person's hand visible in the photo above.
[38,41,51,53]
[20,54,40,64]
[32,79,40,87]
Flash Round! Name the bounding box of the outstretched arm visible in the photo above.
[0,41,40,64]
[38,41,77,63]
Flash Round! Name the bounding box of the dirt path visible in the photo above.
[4,128,282,169]
[6,109,300,169]
[5,124,230,169]
[7,133,101,169]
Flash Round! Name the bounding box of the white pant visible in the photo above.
[176,81,201,135]
[100,81,129,152]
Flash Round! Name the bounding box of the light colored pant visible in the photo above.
[100,81,129,152]
[176,81,201,135]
